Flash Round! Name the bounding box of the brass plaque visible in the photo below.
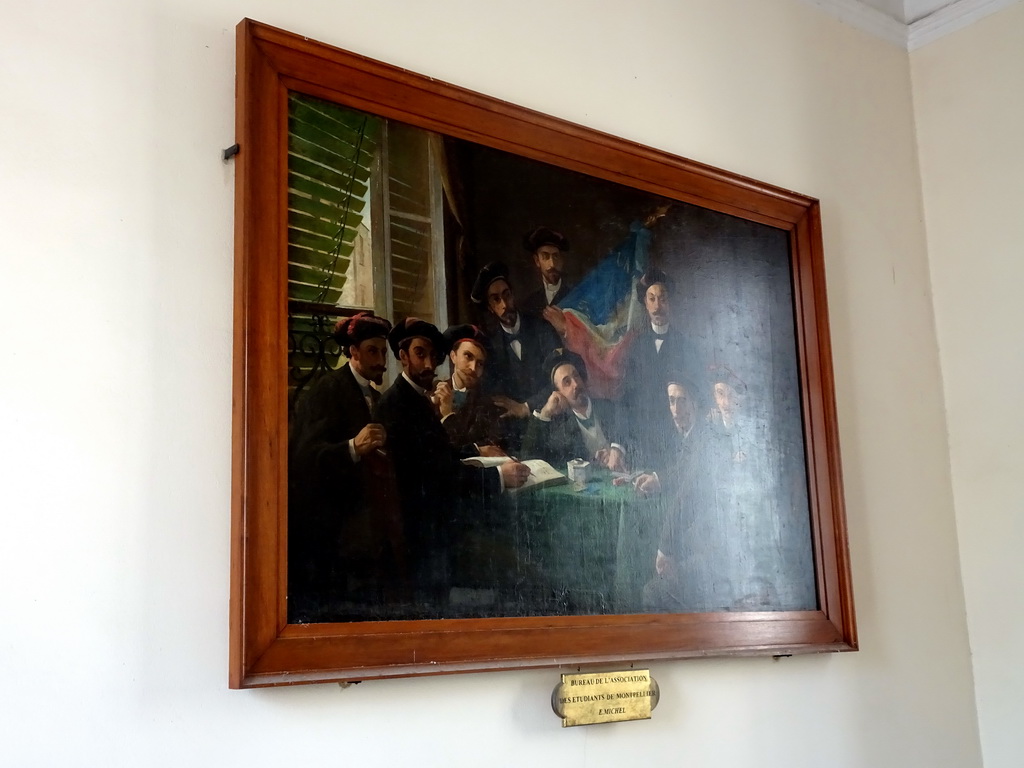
[551,669,660,727]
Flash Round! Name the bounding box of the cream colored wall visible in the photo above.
[0,1,982,765]
[912,5,1024,768]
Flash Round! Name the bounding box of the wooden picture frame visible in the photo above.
[229,18,856,688]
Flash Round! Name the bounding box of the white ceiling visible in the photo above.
[809,0,1018,49]
[859,0,956,24]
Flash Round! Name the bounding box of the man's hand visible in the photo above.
[633,472,661,496]
[499,461,532,489]
[433,380,455,418]
[596,446,628,473]
[539,391,568,420]
[493,395,529,419]
[353,423,387,457]
[478,444,507,458]
[542,306,567,336]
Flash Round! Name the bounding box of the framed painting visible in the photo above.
[229,18,856,687]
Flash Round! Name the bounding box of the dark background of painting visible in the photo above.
[450,140,817,612]
[454,140,806,465]
[287,118,818,621]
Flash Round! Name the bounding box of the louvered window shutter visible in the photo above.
[286,94,447,409]
[287,94,378,305]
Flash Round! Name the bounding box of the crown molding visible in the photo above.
[799,0,908,47]
[908,0,1019,49]
[803,0,1020,50]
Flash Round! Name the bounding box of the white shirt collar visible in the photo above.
[401,371,429,396]
[651,322,669,334]
[500,314,522,336]
[544,279,562,303]
[350,365,374,392]
[571,398,593,422]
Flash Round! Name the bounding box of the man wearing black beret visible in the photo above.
[376,317,530,605]
[471,261,561,452]
[287,311,398,619]
[620,267,702,468]
[434,323,506,457]
[519,226,572,318]
[523,348,629,473]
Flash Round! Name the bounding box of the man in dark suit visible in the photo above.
[637,373,791,614]
[524,349,629,473]
[619,268,702,469]
[434,323,506,457]
[631,376,733,613]
[631,374,706,495]
[519,226,572,318]
[376,317,530,606]
[472,261,561,451]
[287,311,398,619]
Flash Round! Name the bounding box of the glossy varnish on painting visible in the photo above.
[230,18,856,687]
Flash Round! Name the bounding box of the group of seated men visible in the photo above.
[287,226,759,619]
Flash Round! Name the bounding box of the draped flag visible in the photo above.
[554,222,651,399]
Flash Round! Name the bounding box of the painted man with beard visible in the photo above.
[434,323,506,457]
[519,226,572,318]
[703,364,815,611]
[287,311,397,617]
[707,366,749,445]
[633,376,706,500]
[376,317,531,604]
[632,376,741,614]
[524,349,629,473]
[472,261,561,452]
[620,268,701,468]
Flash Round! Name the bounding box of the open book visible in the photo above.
[461,456,569,493]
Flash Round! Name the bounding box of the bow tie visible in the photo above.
[453,390,468,408]
[575,414,595,430]
[653,332,668,340]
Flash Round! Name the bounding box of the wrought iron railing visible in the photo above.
[287,299,359,413]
